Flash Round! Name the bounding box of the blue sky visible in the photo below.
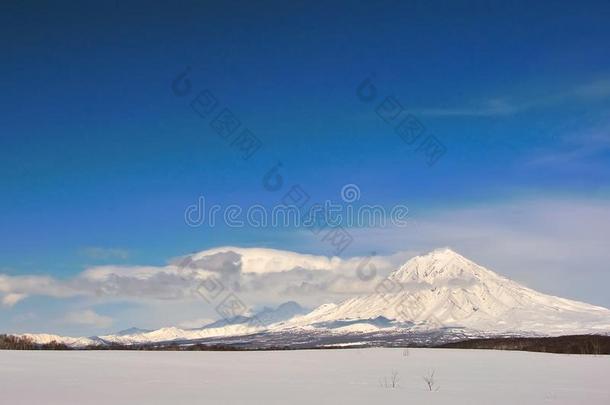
[1,1,610,334]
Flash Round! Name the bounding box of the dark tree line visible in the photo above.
[438,334,610,355]
[0,335,69,350]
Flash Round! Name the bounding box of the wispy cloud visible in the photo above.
[574,79,610,100]
[526,123,610,167]
[413,98,518,117]
[177,317,215,329]
[413,78,610,117]
[80,247,131,260]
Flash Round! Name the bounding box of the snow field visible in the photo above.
[1,348,608,404]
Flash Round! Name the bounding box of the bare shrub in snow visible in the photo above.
[380,370,399,388]
[423,370,438,391]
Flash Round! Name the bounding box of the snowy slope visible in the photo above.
[98,323,265,345]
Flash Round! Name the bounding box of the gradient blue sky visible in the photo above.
[1,1,610,334]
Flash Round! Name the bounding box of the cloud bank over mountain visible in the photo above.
[0,247,404,310]
[2,196,610,335]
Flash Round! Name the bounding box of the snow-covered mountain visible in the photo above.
[203,301,308,329]
[279,248,610,335]
[19,249,610,347]
[115,327,152,336]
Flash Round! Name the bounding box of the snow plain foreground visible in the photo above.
[0,348,608,404]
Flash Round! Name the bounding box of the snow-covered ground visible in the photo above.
[0,348,608,404]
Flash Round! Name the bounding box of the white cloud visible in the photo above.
[63,310,113,328]
[0,247,401,309]
[2,293,27,307]
[0,274,77,300]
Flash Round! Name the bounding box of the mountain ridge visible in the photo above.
[17,248,610,347]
